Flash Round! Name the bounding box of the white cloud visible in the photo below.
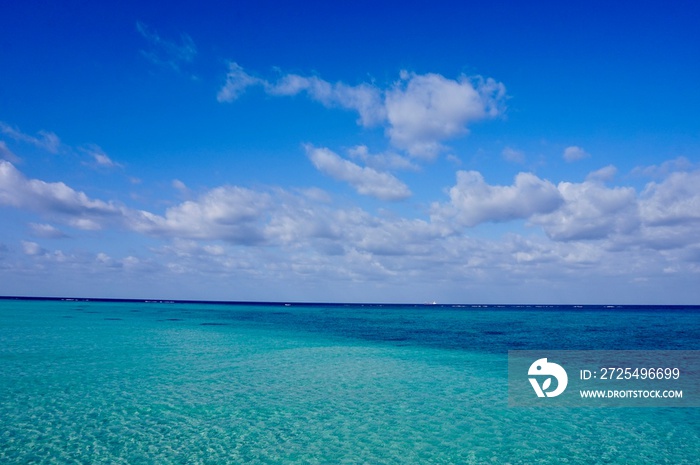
[261,189,366,249]
[217,65,506,158]
[29,223,67,239]
[22,241,47,256]
[0,141,22,163]
[347,145,419,171]
[349,217,449,257]
[94,153,115,167]
[0,122,61,154]
[219,67,386,126]
[532,178,639,241]
[639,170,700,227]
[266,75,385,127]
[0,160,123,229]
[129,185,272,243]
[305,146,411,201]
[432,171,562,227]
[217,62,264,102]
[563,146,590,162]
[298,187,333,203]
[632,157,695,179]
[527,167,700,248]
[3,161,700,303]
[80,144,121,169]
[502,147,525,164]
[96,252,122,268]
[172,179,189,195]
[586,165,617,182]
[136,21,197,72]
[446,154,462,165]
[385,72,505,158]
[1,161,304,246]
[2,124,126,172]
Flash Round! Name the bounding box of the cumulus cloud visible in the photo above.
[0,160,122,229]
[1,161,323,246]
[129,185,272,244]
[639,170,700,227]
[6,160,699,257]
[153,239,248,272]
[0,122,61,154]
[136,21,197,72]
[217,64,506,158]
[532,178,639,241]
[349,217,449,257]
[385,72,505,158]
[529,167,700,245]
[262,193,344,247]
[563,146,590,162]
[432,171,562,227]
[3,160,700,302]
[306,146,411,201]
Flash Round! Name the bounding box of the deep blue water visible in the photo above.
[1,298,699,463]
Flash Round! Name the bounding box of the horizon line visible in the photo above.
[1,295,698,309]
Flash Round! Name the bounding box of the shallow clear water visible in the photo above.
[1,299,699,464]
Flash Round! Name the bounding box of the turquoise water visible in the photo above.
[1,299,699,464]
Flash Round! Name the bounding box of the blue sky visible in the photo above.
[1,1,699,303]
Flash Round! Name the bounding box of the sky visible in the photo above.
[1,1,699,304]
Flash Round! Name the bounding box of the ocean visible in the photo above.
[1,298,699,464]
